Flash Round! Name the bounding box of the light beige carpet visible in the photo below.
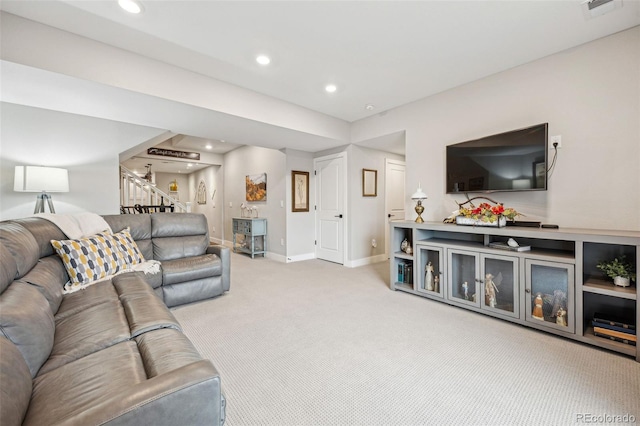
[172,253,640,426]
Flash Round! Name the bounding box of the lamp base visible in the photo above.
[415,202,424,223]
[34,192,56,214]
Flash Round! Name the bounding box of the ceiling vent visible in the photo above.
[582,0,623,19]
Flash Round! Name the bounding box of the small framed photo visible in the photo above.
[362,169,377,197]
[292,170,309,212]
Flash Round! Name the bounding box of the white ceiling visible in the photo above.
[1,0,639,163]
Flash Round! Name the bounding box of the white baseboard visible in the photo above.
[210,237,224,245]
[345,254,387,268]
[266,252,287,263]
[285,252,316,263]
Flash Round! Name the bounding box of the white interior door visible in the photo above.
[315,153,345,264]
[385,159,406,257]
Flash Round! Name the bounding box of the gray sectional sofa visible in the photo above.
[0,213,229,425]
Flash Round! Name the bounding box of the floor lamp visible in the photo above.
[14,166,69,214]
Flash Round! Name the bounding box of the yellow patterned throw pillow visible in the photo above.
[51,233,127,285]
[110,227,145,266]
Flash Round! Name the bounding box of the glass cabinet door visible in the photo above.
[416,244,444,299]
[447,249,480,307]
[480,254,519,319]
[525,259,575,333]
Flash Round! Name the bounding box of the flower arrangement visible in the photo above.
[458,202,521,224]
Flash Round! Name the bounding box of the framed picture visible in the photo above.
[362,169,377,197]
[292,170,309,212]
[197,180,207,204]
[246,173,267,201]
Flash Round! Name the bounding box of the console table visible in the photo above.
[233,217,267,258]
[390,221,640,361]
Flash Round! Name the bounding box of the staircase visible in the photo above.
[120,166,191,213]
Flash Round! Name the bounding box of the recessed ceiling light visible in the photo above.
[187,163,193,167]
[365,104,375,111]
[205,144,212,150]
[220,139,226,143]
[325,84,337,93]
[118,0,143,14]
[256,55,271,66]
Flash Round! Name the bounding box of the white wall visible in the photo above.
[0,103,165,220]
[284,148,315,261]
[223,146,287,258]
[348,145,404,264]
[351,27,640,231]
[187,166,223,242]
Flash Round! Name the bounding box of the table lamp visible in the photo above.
[411,184,427,223]
[14,166,69,214]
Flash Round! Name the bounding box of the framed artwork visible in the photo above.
[292,170,309,212]
[362,169,377,197]
[197,180,207,204]
[246,173,267,201]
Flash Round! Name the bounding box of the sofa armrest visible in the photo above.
[66,360,225,426]
[207,245,230,292]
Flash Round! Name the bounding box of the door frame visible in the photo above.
[385,158,406,258]
[313,151,348,265]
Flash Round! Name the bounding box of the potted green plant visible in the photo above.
[596,256,636,287]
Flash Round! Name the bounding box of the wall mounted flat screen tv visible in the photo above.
[446,123,548,193]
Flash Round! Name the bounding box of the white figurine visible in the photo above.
[425,261,435,291]
[462,281,469,300]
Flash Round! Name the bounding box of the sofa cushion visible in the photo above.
[40,299,131,375]
[0,222,40,279]
[25,341,147,426]
[112,273,181,337]
[55,280,120,321]
[163,276,223,308]
[17,255,66,314]
[161,254,221,285]
[0,337,32,426]
[51,232,127,288]
[12,217,66,258]
[153,235,210,261]
[0,242,17,294]
[0,282,55,378]
[135,328,203,378]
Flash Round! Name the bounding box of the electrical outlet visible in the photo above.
[229,202,233,208]
[550,135,562,149]
[371,238,377,248]
[280,238,285,246]
[212,226,215,233]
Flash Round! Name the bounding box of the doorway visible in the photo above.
[314,152,347,264]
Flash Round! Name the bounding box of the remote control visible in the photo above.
[541,224,559,229]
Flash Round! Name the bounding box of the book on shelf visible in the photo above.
[488,242,531,252]
[397,263,404,284]
[593,329,637,346]
[593,326,636,343]
[592,320,636,335]
[404,263,413,285]
[593,312,636,331]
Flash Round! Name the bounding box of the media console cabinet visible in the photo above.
[390,221,640,361]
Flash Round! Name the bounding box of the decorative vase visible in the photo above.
[455,216,507,228]
[613,276,631,287]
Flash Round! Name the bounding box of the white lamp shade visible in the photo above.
[14,166,69,192]
[411,186,427,200]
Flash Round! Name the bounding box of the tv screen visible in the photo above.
[446,123,548,193]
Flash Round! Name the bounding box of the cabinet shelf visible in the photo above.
[393,251,413,260]
[583,327,636,356]
[583,277,636,300]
